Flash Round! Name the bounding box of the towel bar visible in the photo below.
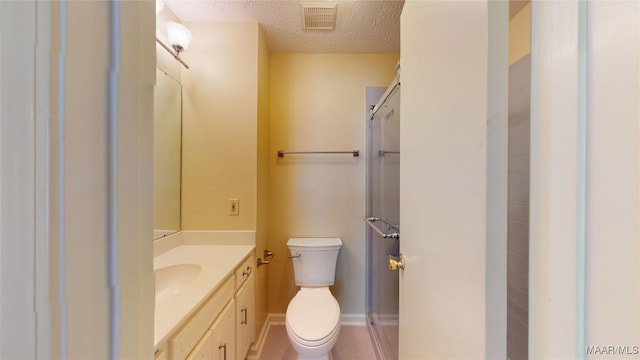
[364,217,400,240]
[277,150,359,158]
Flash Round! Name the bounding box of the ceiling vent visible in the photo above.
[300,1,337,30]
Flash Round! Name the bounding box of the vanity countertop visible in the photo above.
[154,243,254,348]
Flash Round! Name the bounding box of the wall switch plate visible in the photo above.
[229,199,239,216]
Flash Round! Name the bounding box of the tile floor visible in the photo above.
[259,325,378,360]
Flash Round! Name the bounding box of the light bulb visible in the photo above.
[166,21,192,54]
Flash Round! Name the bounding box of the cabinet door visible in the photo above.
[211,300,236,360]
[170,277,234,360]
[235,274,255,360]
[186,300,236,360]
[185,330,214,360]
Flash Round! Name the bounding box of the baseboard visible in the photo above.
[245,312,367,359]
[341,313,367,326]
[245,313,285,360]
[267,313,286,324]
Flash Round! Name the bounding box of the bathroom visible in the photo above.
[152,1,529,358]
[2,1,640,359]
[153,0,400,357]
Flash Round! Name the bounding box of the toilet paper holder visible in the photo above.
[257,249,275,267]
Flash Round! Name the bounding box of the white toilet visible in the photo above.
[285,237,342,360]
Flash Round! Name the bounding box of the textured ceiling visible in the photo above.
[163,0,404,53]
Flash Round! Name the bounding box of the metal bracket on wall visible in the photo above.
[257,249,274,267]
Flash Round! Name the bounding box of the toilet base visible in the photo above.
[297,350,333,360]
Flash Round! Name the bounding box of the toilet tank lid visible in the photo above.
[287,238,342,247]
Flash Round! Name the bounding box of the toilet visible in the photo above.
[285,237,342,360]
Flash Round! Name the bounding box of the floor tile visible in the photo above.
[259,325,377,360]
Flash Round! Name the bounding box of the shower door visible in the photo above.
[366,83,400,360]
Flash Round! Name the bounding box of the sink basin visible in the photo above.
[155,264,202,300]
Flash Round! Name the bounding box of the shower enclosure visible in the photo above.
[366,77,400,360]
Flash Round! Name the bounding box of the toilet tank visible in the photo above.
[287,238,342,287]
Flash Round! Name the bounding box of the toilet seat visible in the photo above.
[286,315,340,347]
[286,287,340,347]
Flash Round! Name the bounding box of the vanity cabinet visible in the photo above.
[169,277,234,359]
[155,346,168,360]
[234,256,255,360]
[163,252,256,360]
[186,300,236,360]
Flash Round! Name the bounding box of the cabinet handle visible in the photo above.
[218,343,227,360]
[242,266,252,277]
[241,307,248,325]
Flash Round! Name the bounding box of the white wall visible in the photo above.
[1,1,154,358]
[529,1,640,356]
[584,1,640,349]
[399,1,508,357]
[117,2,156,358]
[0,1,44,357]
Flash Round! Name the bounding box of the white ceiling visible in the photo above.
[163,0,530,53]
[163,0,405,53]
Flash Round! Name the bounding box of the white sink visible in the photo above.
[155,264,202,300]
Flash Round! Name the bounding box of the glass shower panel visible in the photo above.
[367,85,400,360]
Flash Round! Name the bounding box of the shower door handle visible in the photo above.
[388,254,405,271]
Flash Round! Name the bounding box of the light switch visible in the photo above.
[229,199,239,216]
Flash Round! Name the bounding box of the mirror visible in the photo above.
[153,68,182,239]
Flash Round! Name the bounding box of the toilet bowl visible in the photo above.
[286,288,341,360]
[285,238,342,360]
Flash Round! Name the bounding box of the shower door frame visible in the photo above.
[365,78,401,360]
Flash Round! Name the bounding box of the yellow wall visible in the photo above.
[267,53,399,315]
[181,22,259,230]
[509,3,531,65]
[178,20,272,344]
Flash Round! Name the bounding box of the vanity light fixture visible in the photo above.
[166,21,192,56]
[156,21,192,69]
